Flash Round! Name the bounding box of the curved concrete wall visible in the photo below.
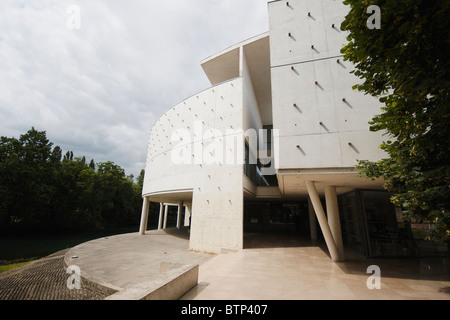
[143,77,246,253]
[143,78,244,197]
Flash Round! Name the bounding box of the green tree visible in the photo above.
[341,0,450,241]
[55,156,100,230]
[136,169,145,194]
[89,159,96,170]
[0,135,24,228]
[94,161,140,228]
[0,128,57,230]
[0,128,144,234]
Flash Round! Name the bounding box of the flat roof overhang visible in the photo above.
[201,32,270,85]
[201,32,273,125]
[144,189,193,204]
[276,168,386,200]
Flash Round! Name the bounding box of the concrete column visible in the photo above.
[308,197,318,241]
[177,201,183,229]
[325,186,345,260]
[163,205,169,229]
[184,204,191,227]
[139,197,150,235]
[158,203,164,230]
[305,180,343,262]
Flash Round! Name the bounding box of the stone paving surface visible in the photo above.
[182,233,450,300]
[1,231,449,301]
[0,249,109,300]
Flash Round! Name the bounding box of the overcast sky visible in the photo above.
[0,0,270,178]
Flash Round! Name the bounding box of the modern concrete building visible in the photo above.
[139,0,414,261]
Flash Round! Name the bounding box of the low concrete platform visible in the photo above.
[64,229,214,299]
[64,229,450,300]
[104,264,199,300]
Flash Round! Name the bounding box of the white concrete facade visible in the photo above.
[139,0,387,261]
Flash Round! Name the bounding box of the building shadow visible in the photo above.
[244,231,450,283]
[161,227,191,241]
[335,250,450,282]
[243,231,323,250]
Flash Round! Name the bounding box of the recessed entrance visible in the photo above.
[243,201,323,249]
[244,201,310,235]
[243,190,419,258]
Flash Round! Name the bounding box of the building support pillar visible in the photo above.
[177,201,183,229]
[184,204,192,228]
[305,180,344,262]
[163,204,169,229]
[325,186,345,260]
[308,197,318,241]
[139,197,150,235]
[158,203,164,230]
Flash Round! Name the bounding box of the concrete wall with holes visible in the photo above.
[143,76,247,254]
[269,0,386,170]
[188,77,246,254]
[143,78,243,196]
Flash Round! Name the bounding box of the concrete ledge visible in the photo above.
[104,264,199,300]
[63,255,120,297]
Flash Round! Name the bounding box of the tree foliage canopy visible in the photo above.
[341,0,450,241]
[0,128,144,234]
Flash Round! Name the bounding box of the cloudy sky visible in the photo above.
[0,0,270,178]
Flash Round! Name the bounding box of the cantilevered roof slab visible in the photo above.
[201,32,273,125]
[201,47,240,85]
[201,32,270,85]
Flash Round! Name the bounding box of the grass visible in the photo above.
[0,260,34,274]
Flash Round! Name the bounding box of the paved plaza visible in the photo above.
[0,229,449,300]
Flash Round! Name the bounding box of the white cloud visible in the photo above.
[0,0,269,177]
